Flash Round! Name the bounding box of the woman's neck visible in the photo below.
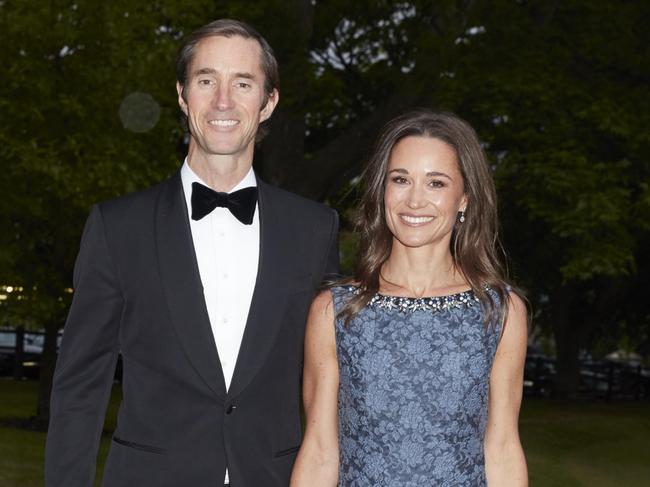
[379,240,468,297]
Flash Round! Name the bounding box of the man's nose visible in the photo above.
[213,84,234,110]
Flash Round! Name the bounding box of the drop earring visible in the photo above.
[459,210,466,223]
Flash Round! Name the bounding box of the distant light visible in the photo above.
[5,286,13,293]
[0,295,6,301]
[59,45,72,57]
[466,26,486,36]
[119,92,161,133]
[400,61,415,74]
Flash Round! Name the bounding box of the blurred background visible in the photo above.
[1,0,649,485]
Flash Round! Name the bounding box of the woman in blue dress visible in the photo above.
[291,110,528,486]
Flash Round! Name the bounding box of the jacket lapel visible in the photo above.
[228,181,293,399]
[154,172,227,400]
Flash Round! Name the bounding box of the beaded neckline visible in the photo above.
[345,285,480,313]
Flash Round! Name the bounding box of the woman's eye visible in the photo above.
[391,176,407,184]
[429,180,445,188]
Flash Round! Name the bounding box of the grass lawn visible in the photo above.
[1,379,649,486]
[0,379,120,487]
[520,399,650,486]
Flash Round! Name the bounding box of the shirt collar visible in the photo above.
[180,158,257,217]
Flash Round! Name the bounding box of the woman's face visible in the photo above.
[384,135,467,250]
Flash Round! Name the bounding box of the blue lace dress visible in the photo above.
[332,286,502,487]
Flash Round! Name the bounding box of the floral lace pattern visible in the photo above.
[332,286,502,486]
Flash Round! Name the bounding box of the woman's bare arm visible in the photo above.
[484,293,528,486]
[290,290,340,487]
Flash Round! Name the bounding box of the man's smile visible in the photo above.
[208,119,239,127]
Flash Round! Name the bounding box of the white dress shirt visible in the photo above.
[181,161,259,485]
[180,161,259,390]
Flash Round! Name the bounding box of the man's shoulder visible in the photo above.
[96,172,178,217]
[261,181,335,220]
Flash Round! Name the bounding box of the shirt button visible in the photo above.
[222,317,228,324]
[222,273,228,279]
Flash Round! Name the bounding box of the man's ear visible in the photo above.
[176,82,188,115]
[260,89,279,122]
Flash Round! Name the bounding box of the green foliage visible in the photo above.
[0,0,187,328]
[506,152,633,281]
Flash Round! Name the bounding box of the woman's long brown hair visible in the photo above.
[340,110,512,325]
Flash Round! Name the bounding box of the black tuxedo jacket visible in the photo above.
[45,172,339,487]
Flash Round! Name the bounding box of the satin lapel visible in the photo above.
[154,172,227,399]
[228,181,291,399]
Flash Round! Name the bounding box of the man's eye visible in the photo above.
[198,79,213,85]
[236,82,251,89]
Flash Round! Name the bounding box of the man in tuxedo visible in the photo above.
[45,19,339,487]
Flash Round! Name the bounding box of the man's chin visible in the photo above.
[190,142,246,158]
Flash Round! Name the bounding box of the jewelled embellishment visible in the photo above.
[347,286,480,313]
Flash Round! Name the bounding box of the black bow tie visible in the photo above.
[191,182,258,225]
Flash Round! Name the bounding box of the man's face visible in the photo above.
[177,35,278,161]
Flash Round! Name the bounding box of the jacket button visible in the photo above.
[225,405,236,415]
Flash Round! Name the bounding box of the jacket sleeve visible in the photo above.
[323,209,340,279]
[45,205,122,487]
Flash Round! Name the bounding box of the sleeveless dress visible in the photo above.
[331,286,503,487]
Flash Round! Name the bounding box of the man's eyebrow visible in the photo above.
[193,67,218,76]
[191,68,257,80]
[234,72,256,80]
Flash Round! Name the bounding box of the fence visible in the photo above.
[525,354,650,400]
[0,326,46,380]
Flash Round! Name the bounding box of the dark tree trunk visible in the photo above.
[551,282,583,399]
[36,321,61,425]
[289,91,423,200]
[13,326,25,380]
[551,278,629,399]
[552,314,581,399]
